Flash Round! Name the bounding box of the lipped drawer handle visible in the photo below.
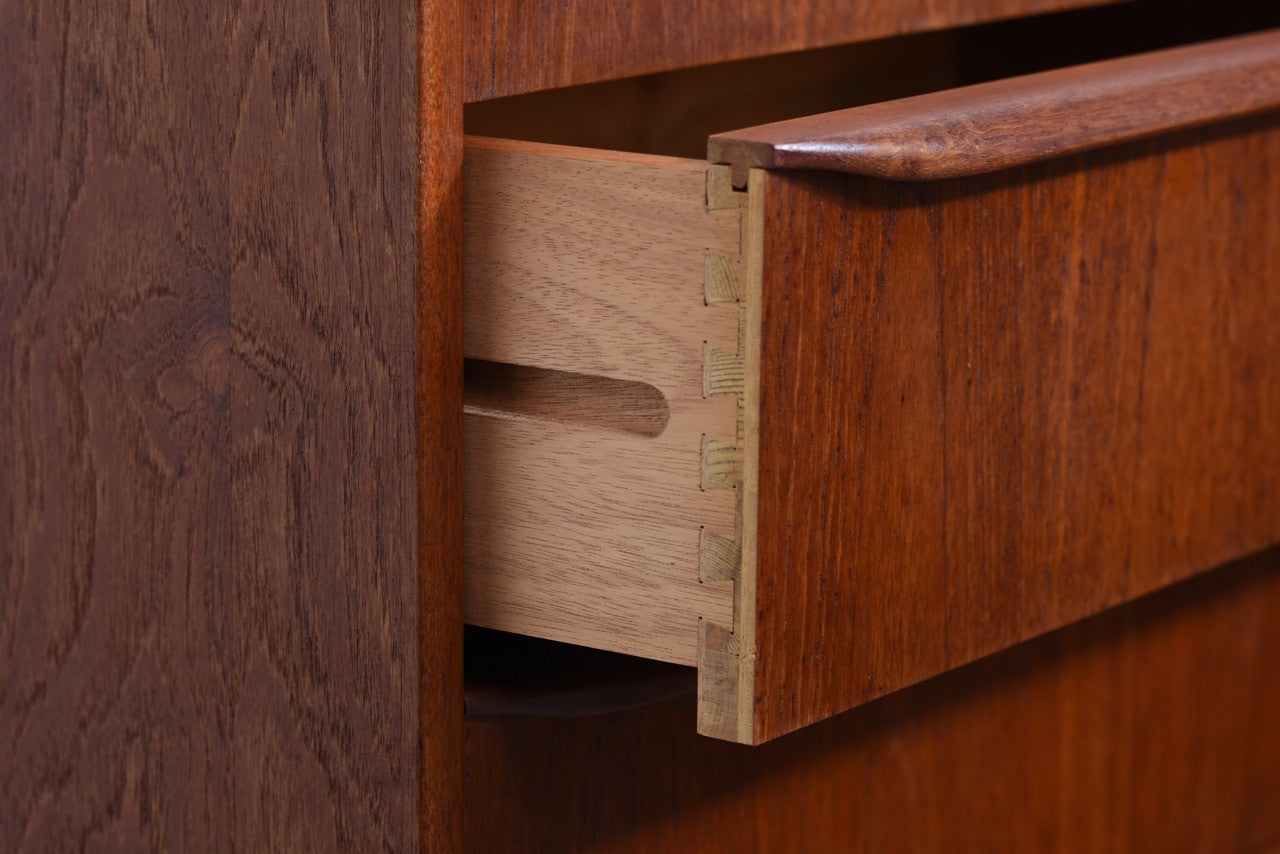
[709,28,1280,181]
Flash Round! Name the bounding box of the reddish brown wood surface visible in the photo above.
[749,116,1280,741]
[420,0,466,846]
[0,0,459,848]
[464,0,1122,101]
[464,32,967,161]
[709,29,1280,180]
[464,546,1280,851]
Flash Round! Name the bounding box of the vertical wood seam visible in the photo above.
[697,165,760,743]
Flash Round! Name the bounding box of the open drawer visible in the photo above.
[463,30,1280,744]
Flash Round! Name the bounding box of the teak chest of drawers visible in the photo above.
[463,30,1280,744]
[12,0,1280,846]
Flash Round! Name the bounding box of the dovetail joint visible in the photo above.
[705,251,743,304]
[702,436,743,491]
[704,346,745,398]
[699,162,748,544]
[700,529,741,584]
[698,164,755,742]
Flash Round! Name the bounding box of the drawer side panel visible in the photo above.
[462,140,741,665]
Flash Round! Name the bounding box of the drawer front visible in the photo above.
[464,30,1280,744]
[744,118,1280,740]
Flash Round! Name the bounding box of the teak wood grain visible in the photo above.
[464,0,1123,100]
[419,0,466,846]
[2,0,461,847]
[465,546,1280,852]
[750,115,1280,740]
[709,28,1280,181]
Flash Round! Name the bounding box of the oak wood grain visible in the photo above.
[750,115,1280,741]
[464,0,1122,100]
[1,0,452,847]
[461,139,740,665]
[709,28,1280,180]
[464,546,1280,852]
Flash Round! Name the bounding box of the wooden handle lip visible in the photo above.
[709,28,1280,181]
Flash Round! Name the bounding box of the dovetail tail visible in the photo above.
[700,529,741,583]
[704,345,745,398]
[697,620,744,740]
[705,251,743,304]
[698,164,756,743]
[706,164,741,211]
[702,436,743,490]
[706,164,747,304]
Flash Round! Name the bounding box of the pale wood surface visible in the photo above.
[462,139,741,665]
[696,167,763,743]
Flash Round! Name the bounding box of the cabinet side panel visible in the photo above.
[0,0,433,847]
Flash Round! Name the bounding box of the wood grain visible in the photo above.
[464,0,1122,100]
[464,545,1280,852]
[709,28,1280,180]
[696,169,763,743]
[1,0,449,847]
[461,115,1280,741]
[751,115,1280,741]
[464,31,966,161]
[461,139,740,665]
[465,359,673,438]
[419,0,466,845]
